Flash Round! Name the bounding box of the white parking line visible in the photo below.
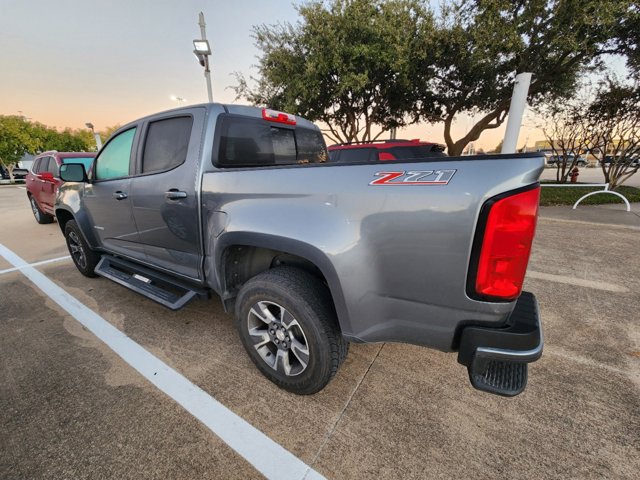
[526,270,629,293]
[0,255,71,275]
[0,243,325,480]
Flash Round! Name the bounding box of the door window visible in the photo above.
[141,116,192,173]
[95,128,136,180]
[45,157,59,176]
[32,157,44,173]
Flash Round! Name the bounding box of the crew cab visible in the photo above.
[55,103,544,397]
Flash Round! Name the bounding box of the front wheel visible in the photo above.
[235,267,348,395]
[64,220,100,277]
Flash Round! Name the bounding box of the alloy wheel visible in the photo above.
[67,231,87,270]
[247,301,310,376]
[30,198,40,222]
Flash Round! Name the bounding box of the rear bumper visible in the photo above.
[458,291,543,367]
[457,292,542,396]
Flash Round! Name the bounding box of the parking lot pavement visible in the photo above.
[1,185,639,479]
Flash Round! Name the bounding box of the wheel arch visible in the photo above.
[54,207,100,250]
[213,232,352,336]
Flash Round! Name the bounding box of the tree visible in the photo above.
[0,116,39,182]
[538,101,590,183]
[233,0,434,143]
[583,80,640,189]
[99,125,121,144]
[411,0,632,155]
[236,0,631,153]
[31,124,94,152]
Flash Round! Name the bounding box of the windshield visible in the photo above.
[62,157,94,171]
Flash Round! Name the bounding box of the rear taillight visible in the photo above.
[473,186,540,301]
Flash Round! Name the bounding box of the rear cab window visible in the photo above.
[215,116,327,168]
[388,145,446,159]
[334,148,378,163]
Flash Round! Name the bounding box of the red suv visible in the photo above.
[327,139,446,163]
[26,151,96,224]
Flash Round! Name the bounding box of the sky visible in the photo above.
[0,0,613,151]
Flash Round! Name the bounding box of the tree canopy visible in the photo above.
[0,115,95,181]
[234,0,433,143]
[235,0,635,154]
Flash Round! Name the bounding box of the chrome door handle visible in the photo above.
[113,191,128,200]
[165,190,187,200]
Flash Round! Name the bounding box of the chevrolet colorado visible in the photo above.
[56,103,544,396]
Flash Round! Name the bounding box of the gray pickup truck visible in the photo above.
[56,103,544,397]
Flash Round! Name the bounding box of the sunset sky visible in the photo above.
[2,0,619,151]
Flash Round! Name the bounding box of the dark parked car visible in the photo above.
[328,139,446,163]
[545,154,587,167]
[26,151,96,224]
[1,164,29,180]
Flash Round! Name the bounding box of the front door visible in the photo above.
[129,110,205,281]
[83,127,145,260]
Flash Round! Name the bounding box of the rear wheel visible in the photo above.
[29,195,54,224]
[235,267,348,395]
[64,220,100,277]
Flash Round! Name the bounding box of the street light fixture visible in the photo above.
[85,122,102,150]
[193,39,211,56]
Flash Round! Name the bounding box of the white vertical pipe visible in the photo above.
[501,72,532,154]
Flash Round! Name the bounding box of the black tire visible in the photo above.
[235,267,348,395]
[29,195,54,224]
[64,220,100,277]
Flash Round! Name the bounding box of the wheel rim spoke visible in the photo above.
[68,232,86,269]
[290,339,309,367]
[275,349,292,376]
[249,327,271,348]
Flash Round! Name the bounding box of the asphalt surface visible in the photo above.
[1,185,639,479]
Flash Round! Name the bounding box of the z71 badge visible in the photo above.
[369,169,456,186]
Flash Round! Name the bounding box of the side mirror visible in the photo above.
[59,163,88,183]
[40,172,54,181]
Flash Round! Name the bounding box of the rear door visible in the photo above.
[40,157,59,212]
[26,157,45,203]
[128,108,205,281]
[83,127,146,260]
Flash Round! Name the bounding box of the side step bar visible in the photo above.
[94,255,208,310]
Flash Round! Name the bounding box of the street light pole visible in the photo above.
[85,122,103,150]
[501,72,532,154]
[198,12,213,103]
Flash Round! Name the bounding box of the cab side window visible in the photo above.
[46,157,59,176]
[32,158,44,173]
[142,116,193,174]
[95,128,137,180]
